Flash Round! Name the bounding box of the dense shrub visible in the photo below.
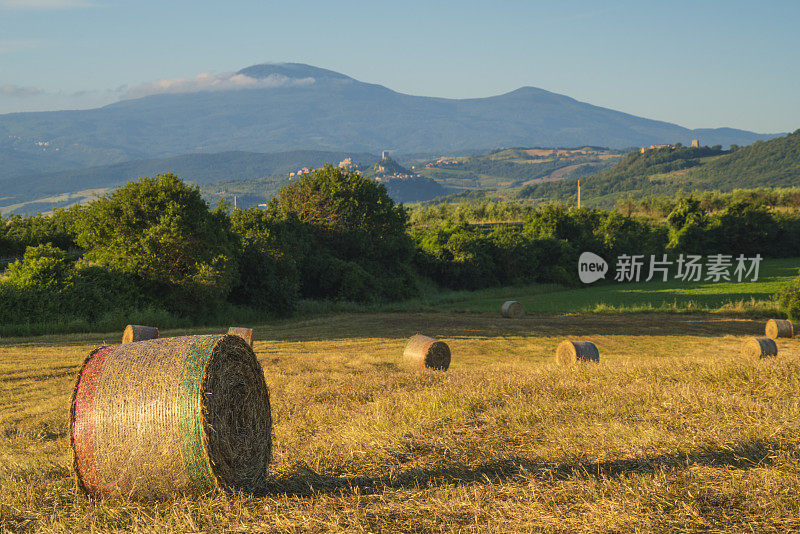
[5,243,74,290]
[779,274,800,321]
[411,221,579,290]
[75,174,239,315]
[666,198,800,257]
[0,207,81,258]
[270,164,417,302]
[229,207,302,314]
[666,198,711,253]
[0,244,158,326]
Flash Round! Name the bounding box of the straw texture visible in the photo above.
[121,325,159,344]
[227,327,254,348]
[70,334,272,498]
[556,340,600,364]
[501,301,525,318]
[741,337,778,359]
[403,334,451,371]
[765,319,794,339]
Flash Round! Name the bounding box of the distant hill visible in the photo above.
[365,155,451,203]
[416,146,623,192]
[517,131,800,206]
[0,150,379,215]
[0,62,781,182]
[686,131,800,189]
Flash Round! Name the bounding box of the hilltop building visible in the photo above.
[425,157,459,168]
[640,143,675,153]
[691,139,700,148]
[337,157,362,172]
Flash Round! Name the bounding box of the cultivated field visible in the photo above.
[3,311,800,532]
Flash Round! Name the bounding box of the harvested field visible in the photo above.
[2,312,800,532]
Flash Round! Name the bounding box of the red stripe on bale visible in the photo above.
[70,345,115,495]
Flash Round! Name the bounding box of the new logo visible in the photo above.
[578,252,608,284]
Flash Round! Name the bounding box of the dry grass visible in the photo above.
[3,312,800,532]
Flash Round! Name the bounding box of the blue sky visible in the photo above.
[0,0,797,132]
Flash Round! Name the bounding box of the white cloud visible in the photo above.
[0,84,42,96]
[0,0,96,9]
[122,71,315,100]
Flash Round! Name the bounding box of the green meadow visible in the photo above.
[309,257,798,318]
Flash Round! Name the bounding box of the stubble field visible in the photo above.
[2,312,800,532]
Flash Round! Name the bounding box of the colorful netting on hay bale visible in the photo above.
[71,334,271,498]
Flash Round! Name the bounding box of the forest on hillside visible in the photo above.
[517,131,800,205]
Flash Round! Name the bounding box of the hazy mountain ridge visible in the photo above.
[0,63,782,183]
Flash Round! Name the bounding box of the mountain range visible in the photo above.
[1,63,781,176]
[0,62,787,214]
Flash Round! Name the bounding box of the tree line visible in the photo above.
[2,165,799,335]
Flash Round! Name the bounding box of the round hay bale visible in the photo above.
[555,340,600,365]
[70,334,272,498]
[227,327,254,348]
[740,337,778,359]
[765,319,794,339]
[501,300,525,318]
[121,325,159,344]
[403,334,451,371]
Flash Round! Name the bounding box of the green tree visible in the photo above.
[276,164,407,239]
[779,272,800,321]
[666,198,710,253]
[75,174,238,314]
[229,207,302,314]
[5,243,74,291]
[271,165,416,301]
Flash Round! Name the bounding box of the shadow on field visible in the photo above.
[261,438,795,497]
[258,313,765,343]
[0,313,767,348]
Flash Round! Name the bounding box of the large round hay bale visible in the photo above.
[403,334,451,371]
[555,340,600,364]
[765,319,794,339]
[740,337,778,359]
[70,334,272,498]
[501,300,525,318]
[227,327,254,348]
[121,325,159,344]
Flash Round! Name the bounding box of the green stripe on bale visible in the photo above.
[178,336,219,493]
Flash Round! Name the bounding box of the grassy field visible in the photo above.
[308,257,799,318]
[3,311,800,532]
